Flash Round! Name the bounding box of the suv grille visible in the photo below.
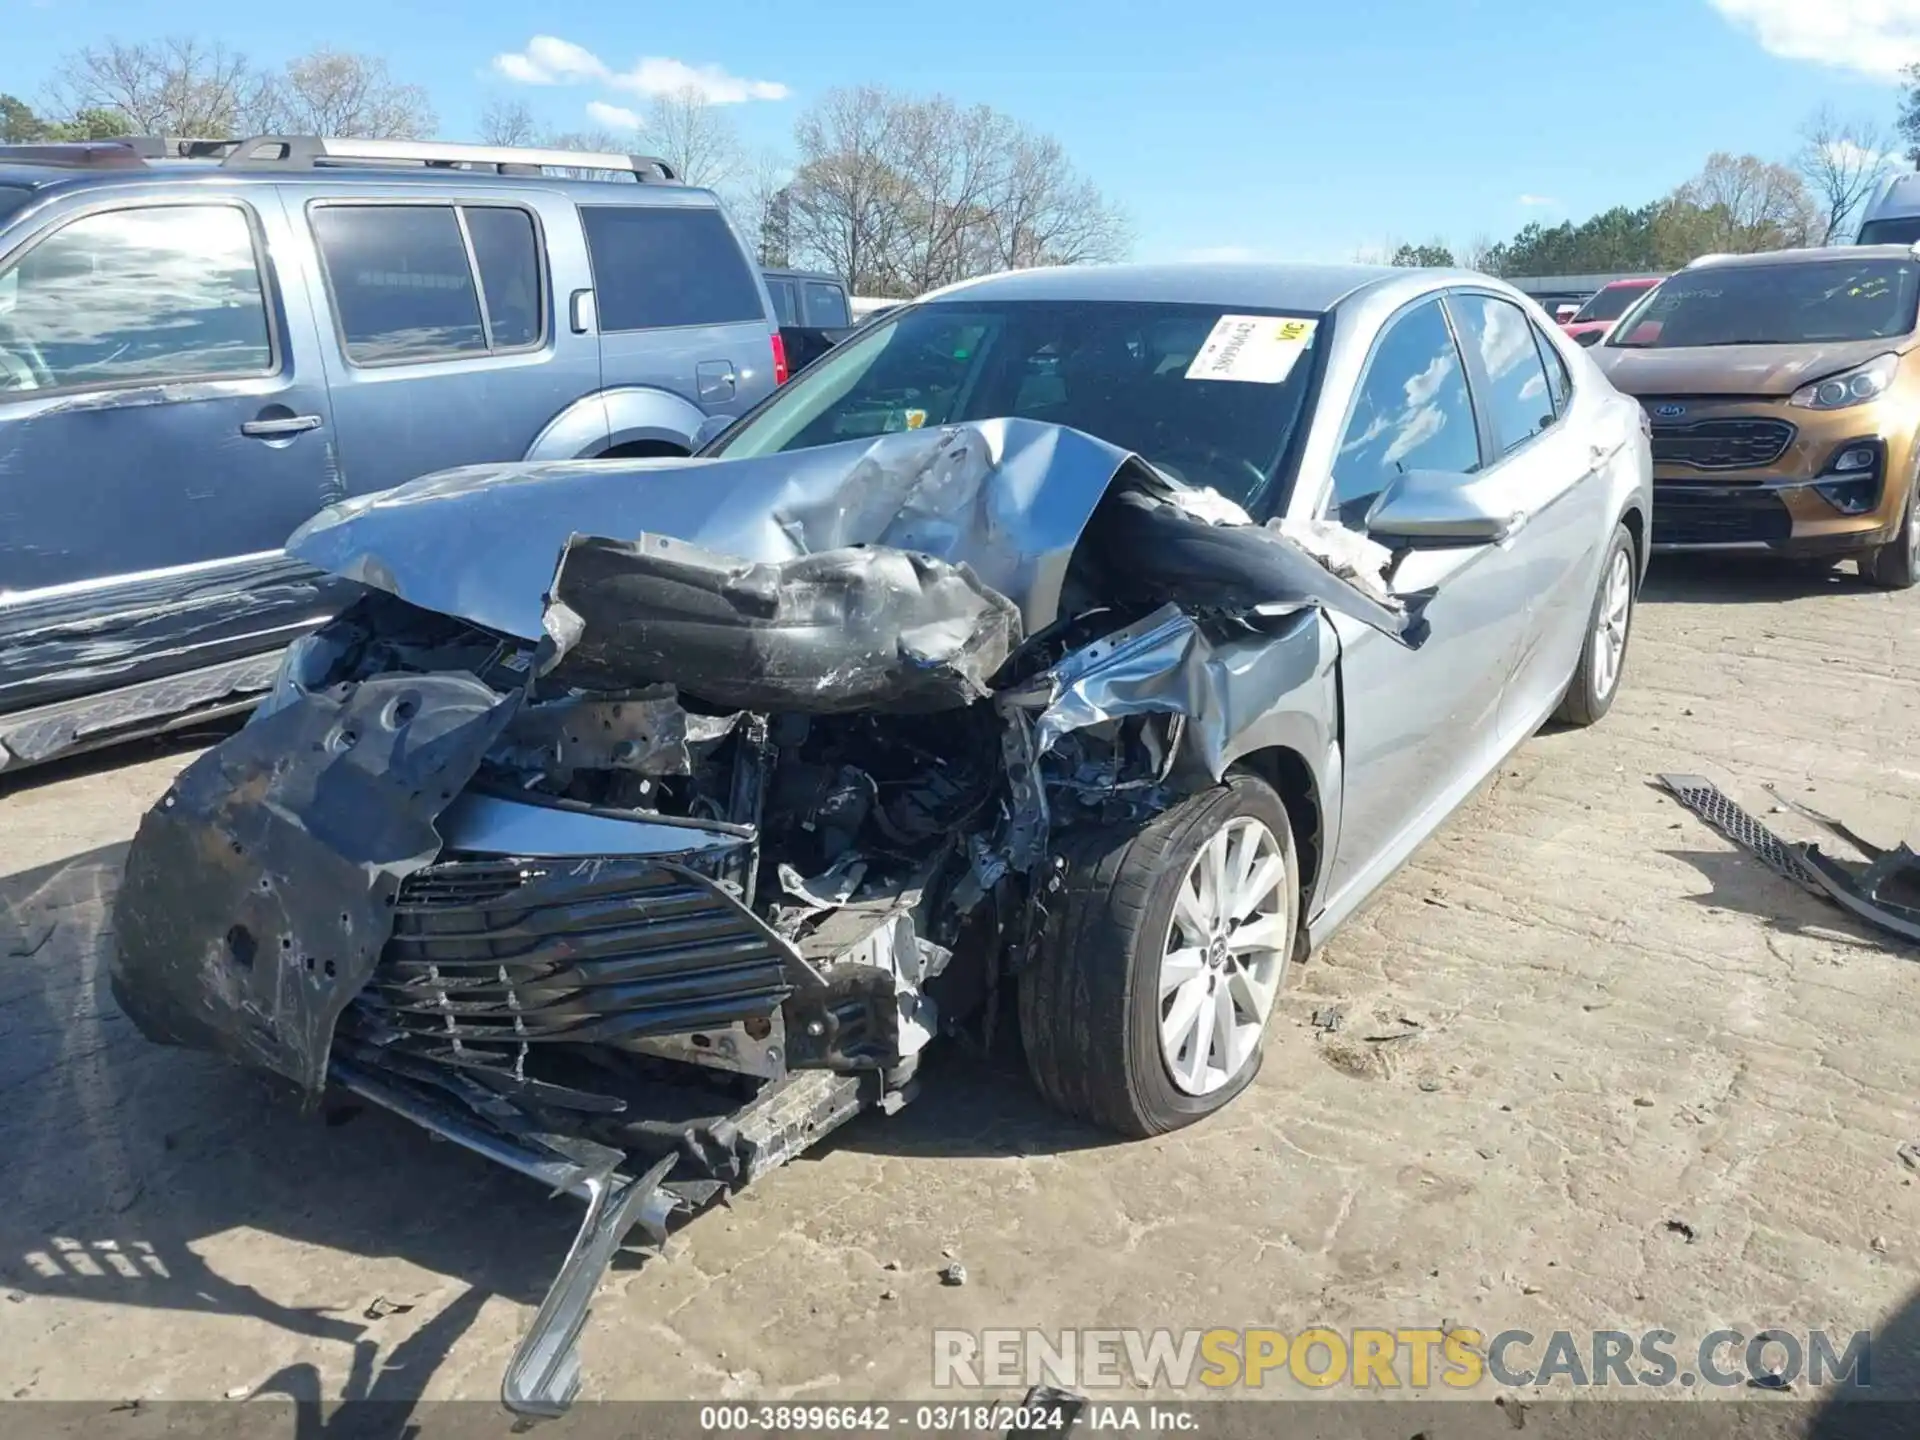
[1649,415,1795,471]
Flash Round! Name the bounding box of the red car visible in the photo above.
[1560,277,1663,347]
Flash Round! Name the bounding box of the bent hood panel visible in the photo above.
[1592,339,1898,397]
[287,421,1140,641]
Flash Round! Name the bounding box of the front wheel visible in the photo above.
[1862,479,1919,590]
[1555,523,1637,728]
[1017,774,1299,1138]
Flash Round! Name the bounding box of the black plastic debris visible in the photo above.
[1658,773,1920,949]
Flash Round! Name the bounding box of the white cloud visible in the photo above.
[1707,0,1920,79]
[586,100,642,131]
[1826,137,1900,173]
[1517,193,1560,208]
[491,34,790,104]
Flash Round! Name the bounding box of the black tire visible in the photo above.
[1862,479,1919,590]
[1554,522,1637,728]
[1017,774,1299,1139]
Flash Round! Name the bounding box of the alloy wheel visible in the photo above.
[1591,548,1633,700]
[1157,816,1291,1096]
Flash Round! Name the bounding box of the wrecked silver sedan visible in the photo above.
[109,265,1652,1415]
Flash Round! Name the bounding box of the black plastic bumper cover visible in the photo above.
[109,671,522,1094]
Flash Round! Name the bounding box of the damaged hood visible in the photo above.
[288,420,1147,641]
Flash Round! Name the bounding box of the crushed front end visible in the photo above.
[108,419,1428,1418]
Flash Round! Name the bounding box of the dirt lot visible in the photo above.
[3,556,1918,1423]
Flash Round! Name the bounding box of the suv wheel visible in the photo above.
[1863,479,1920,590]
[1554,523,1637,727]
[1017,774,1298,1138]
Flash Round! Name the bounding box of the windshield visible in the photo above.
[710,299,1324,515]
[1857,217,1920,245]
[1608,259,1920,348]
[1572,283,1649,323]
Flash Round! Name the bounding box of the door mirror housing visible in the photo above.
[1555,303,1579,323]
[1366,470,1524,546]
[691,413,732,452]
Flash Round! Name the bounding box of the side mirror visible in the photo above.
[1555,303,1579,323]
[1366,470,1524,545]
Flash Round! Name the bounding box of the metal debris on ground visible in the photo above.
[1900,1143,1920,1172]
[940,1262,968,1286]
[362,1296,415,1320]
[1310,1006,1345,1033]
[1657,774,1920,948]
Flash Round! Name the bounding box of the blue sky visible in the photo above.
[3,0,1915,261]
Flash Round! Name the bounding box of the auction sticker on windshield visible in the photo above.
[1186,315,1318,384]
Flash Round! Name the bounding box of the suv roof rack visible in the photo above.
[218,135,678,181]
[0,136,242,169]
[0,134,679,182]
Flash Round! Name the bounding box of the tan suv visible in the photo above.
[1590,246,1920,587]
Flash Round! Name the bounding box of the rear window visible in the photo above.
[803,281,850,329]
[765,276,798,326]
[580,205,764,331]
[1609,259,1920,348]
[1572,283,1649,323]
[1858,217,1920,245]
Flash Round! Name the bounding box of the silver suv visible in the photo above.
[0,134,782,771]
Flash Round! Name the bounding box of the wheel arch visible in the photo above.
[1227,744,1325,933]
[1619,502,1648,583]
[522,386,711,461]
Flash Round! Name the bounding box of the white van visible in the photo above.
[1857,173,1920,244]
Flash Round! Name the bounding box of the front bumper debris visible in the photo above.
[1658,773,1920,947]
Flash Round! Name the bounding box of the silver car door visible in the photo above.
[1446,293,1618,738]
[1307,295,1532,927]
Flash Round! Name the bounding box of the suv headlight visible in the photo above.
[1790,353,1898,411]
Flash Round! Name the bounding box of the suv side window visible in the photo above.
[1329,297,1480,527]
[803,281,850,329]
[1532,319,1572,417]
[0,203,272,393]
[765,277,798,326]
[1451,293,1555,454]
[463,206,543,350]
[580,205,765,331]
[311,205,487,363]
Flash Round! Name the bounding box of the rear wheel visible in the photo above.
[1862,479,1920,590]
[1017,775,1298,1138]
[1555,523,1636,728]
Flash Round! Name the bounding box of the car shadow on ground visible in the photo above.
[0,839,1107,1407]
[1656,844,1914,959]
[1808,1279,1920,1436]
[1638,553,1878,606]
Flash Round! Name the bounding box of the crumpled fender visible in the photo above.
[109,670,523,1094]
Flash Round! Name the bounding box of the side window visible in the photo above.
[765,278,798,326]
[311,205,486,364]
[0,204,271,392]
[1329,298,1480,528]
[1532,320,1572,417]
[1452,293,1555,454]
[462,206,543,350]
[803,281,851,329]
[580,205,765,331]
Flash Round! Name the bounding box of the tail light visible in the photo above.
[771,331,789,386]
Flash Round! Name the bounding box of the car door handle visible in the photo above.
[241,414,323,439]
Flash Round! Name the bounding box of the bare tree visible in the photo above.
[783,85,1127,296]
[1665,152,1819,254]
[639,87,743,189]
[1796,106,1895,244]
[47,38,262,136]
[723,150,797,265]
[254,47,435,138]
[479,98,540,147]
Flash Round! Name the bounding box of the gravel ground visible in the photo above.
[2,555,1917,1431]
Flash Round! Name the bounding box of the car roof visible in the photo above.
[762,266,844,284]
[922,260,1459,314]
[1688,244,1916,271]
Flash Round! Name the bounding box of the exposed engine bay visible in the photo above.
[107,419,1429,1419]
